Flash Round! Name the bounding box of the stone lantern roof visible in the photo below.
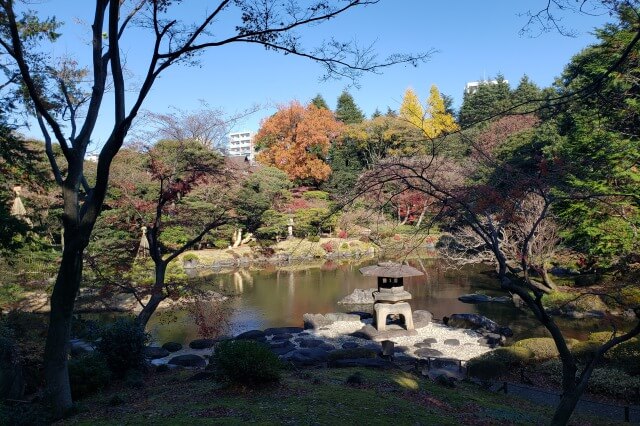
[359,261,424,278]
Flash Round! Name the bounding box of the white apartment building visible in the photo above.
[465,79,509,95]
[227,131,255,161]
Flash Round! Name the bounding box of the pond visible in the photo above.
[146,258,615,345]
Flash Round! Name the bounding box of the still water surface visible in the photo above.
[147,258,610,345]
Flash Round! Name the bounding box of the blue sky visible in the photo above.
[21,1,612,147]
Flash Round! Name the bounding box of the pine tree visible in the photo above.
[371,108,382,119]
[512,75,542,112]
[385,107,398,118]
[311,94,329,110]
[335,91,365,124]
[458,75,511,127]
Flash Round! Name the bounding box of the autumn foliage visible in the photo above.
[256,101,344,184]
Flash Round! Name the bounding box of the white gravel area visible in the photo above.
[305,320,493,361]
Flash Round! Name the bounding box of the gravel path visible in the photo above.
[307,319,493,361]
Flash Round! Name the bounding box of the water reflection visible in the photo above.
[146,258,622,345]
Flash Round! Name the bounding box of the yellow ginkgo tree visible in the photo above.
[399,85,458,139]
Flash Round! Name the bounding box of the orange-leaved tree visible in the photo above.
[256,101,344,185]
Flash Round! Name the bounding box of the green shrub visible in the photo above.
[124,368,145,388]
[302,190,329,201]
[620,287,640,306]
[294,207,336,237]
[327,348,377,362]
[307,235,320,242]
[161,226,191,249]
[542,291,607,312]
[68,352,111,399]
[588,331,617,344]
[571,341,601,363]
[481,346,534,366]
[542,291,575,310]
[96,318,149,377]
[588,367,640,399]
[340,242,349,250]
[608,339,640,375]
[212,340,281,385]
[538,359,640,399]
[512,337,578,360]
[467,359,506,382]
[213,239,229,249]
[535,359,562,379]
[182,253,199,262]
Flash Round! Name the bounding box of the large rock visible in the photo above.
[458,294,512,304]
[168,354,206,368]
[271,333,293,341]
[303,313,361,329]
[269,340,296,356]
[413,310,433,328]
[235,330,267,342]
[144,346,170,359]
[162,342,182,352]
[189,338,216,349]
[445,314,500,334]
[285,348,330,366]
[347,311,373,320]
[298,338,326,348]
[264,327,304,336]
[350,324,418,342]
[337,288,376,305]
[70,338,94,357]
[414,348,443,358]
[550,266,578,277]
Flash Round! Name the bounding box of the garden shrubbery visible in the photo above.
[512,337,578,361]
[68,352,111,399]
[607,339,640,375]
[537,359,640,400]
[212,340,281,385]
[588,331,616,344]
[467,359,505,382]
[571,341,601,363]
[478,346,534,366]
[466,346,532,383]
[96,317,149,377]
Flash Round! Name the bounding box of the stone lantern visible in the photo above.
[359,261,424,332]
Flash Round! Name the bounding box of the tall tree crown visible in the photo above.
[335,91,365,124]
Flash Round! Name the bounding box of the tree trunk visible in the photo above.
[541,264,558,291]
[43,242,84,418]
[136,262,166,329]
[415,204,427,228]
[551,388,582,425]
[233,228,242,248]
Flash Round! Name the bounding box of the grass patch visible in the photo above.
[52,366,612,425]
